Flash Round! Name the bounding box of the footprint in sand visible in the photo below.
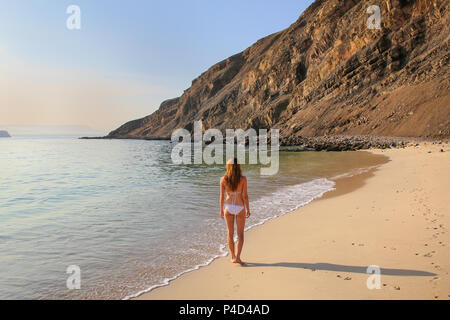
[430,276,439,282]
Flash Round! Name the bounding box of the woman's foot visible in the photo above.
[233,257,244,265]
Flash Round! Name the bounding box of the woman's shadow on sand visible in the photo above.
[242,262,436,276]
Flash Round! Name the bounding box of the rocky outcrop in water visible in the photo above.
[108,0,449,142]
[0,130,11,138]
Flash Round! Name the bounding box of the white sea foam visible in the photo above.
[124,178,335,300]
[330,163,385,180]
[1,138,389,300]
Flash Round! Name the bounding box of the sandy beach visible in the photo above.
[137,142,450,300]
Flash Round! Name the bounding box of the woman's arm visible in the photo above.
[243,177,250,218]
[220,177,225,219]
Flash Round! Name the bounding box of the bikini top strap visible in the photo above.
[227,177,245,205]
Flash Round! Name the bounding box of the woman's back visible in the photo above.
[223,177,245,207]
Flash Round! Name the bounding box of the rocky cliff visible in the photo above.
[108,0,449,143]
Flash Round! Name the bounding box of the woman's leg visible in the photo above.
[235,210,246,264]
[224,212,236,261]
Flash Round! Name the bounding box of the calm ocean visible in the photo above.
[0,137,387,299]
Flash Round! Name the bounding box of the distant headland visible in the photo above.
[0,130,11,138]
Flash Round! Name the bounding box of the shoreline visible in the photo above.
[135,142,449,300]
[79,135,442,152]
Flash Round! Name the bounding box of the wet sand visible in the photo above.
[136,142,450,300]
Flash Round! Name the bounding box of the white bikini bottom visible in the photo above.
[224,204,244,215]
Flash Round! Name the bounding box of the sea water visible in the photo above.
[0,137,387,299]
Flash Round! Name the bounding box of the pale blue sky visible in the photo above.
[1,0,313,131]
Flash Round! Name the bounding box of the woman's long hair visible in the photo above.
[224,158,242,191]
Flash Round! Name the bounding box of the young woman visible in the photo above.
[220,158,250,264]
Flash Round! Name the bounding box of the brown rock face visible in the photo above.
[108,0,450,141]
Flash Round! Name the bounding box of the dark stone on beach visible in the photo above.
[326,144,341,152]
